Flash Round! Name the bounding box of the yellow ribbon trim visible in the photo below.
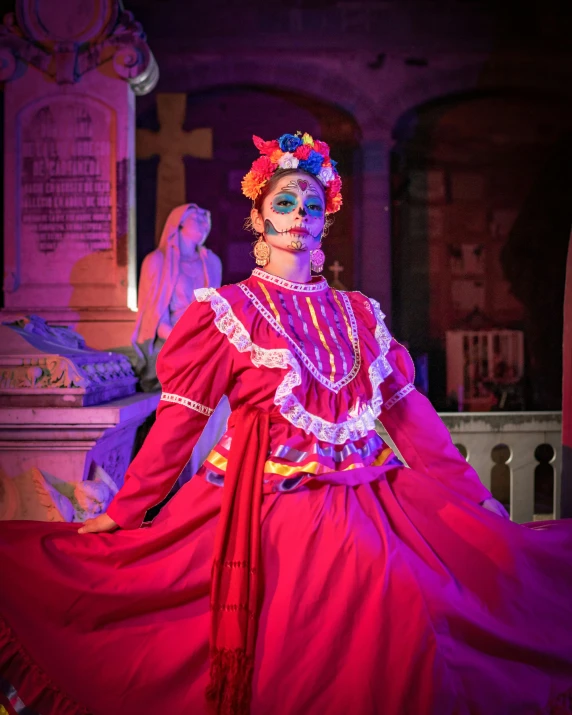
[372,445,394,466]
[205,444,395,478]
[332,290,353,342]
[258,281,282,326]
[205,449,228,472]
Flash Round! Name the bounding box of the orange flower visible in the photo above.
[241,171,267,200]
[269,148,283,163]
[326,193,343,214]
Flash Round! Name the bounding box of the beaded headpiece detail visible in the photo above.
[241,132,343,214]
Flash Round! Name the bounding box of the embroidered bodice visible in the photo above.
[160,268,410,493]
[239,270,361,390]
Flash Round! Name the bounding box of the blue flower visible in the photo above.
[298,150,324,175]
[278,134,302,152]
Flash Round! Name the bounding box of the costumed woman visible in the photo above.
[132,202,230,485]
[1,132,572,715]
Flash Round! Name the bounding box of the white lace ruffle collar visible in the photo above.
[195,287,394,445]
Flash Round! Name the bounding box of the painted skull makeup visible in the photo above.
[261,175,326,246]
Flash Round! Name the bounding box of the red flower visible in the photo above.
[326,193,343,213]
[313,140,331,161]
[329,175,342,194]
[253,136,280,156]
[294,144,312,160]
[251,155,275,179]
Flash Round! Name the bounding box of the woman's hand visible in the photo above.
[78,513,119,535]
[480,497,510,520]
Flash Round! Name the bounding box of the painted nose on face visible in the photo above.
[298,206,307,217]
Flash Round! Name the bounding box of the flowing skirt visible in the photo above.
[1,465,572,715]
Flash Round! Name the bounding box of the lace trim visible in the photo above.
[239,282,361,394]
[384,383,415,410]
[196,288,394,444]
[195,287,294,370]
[251,267,328,293]
[358,296,394,420]
[161,392,214,416]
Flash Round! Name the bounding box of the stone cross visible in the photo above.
[328,260,345,281]
[137,93,213,244]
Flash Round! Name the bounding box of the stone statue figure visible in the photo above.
[132,203,229,487]
[132,203,222,390]
[0,465,118,523]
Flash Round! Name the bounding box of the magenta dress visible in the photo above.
[1,267,572,715]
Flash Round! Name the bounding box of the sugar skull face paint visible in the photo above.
[257,172,326,249]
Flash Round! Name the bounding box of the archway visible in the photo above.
[391,91,572,408]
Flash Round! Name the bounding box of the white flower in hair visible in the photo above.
[317,165,335,185]
[278,153,300,170]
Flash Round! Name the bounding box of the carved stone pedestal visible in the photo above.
[0,319,137,407]
[0,391,159,522]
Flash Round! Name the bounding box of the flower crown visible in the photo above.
[241,132,343,214]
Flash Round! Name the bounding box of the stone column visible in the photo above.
[562,231,572,517]
[0,0,158,350]
[359,129,393,326]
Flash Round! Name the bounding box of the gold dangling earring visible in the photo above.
[310,244,325,273]
[253,235,271,267]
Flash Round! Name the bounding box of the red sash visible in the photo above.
[206,404,270,715]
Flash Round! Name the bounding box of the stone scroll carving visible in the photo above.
[0,465,119,523]
[0,2,158,94]
[0,316,137,405]
[0,354,135,391]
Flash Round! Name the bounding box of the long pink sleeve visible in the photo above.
[107,296,234,529]
[379,339,492,505]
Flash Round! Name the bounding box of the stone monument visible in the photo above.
[0,315,158,522]
[0,0,161,523]
[0,0,158,350]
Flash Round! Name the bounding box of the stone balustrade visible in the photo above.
[378,411,563,524]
